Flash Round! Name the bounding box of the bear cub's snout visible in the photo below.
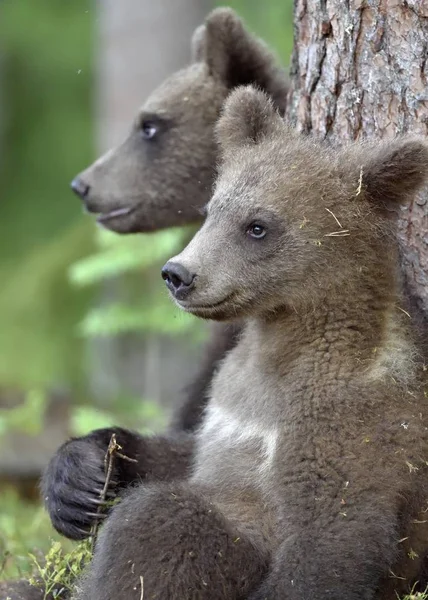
[162,261,196,300]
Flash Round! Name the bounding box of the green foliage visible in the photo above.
[29,540,92,600]
[0,0,94,258]
[0,489,90,597]
[0,221,95,391]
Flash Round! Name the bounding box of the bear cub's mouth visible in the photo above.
[95,206,135,225]
[177,292,236,315]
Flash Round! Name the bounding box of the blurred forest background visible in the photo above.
[0,0,292,580]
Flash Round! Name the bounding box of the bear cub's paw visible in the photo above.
[41,430,121,540]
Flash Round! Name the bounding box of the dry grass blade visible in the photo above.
[396,305,411,319]
[325,207,343,229]
[324,230,350,237]
[90,434,120,552]
[89,434,138,553]
[355,166,364,196]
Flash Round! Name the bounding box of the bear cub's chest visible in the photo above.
[191,352,281,490]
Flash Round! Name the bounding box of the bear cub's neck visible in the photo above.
[221,269,416,415]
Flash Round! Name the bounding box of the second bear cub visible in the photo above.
[74,87,428,600]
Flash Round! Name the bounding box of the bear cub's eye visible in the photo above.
[141,121,157,140]
[247,223,267,240]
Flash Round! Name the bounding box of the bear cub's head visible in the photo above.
[163,86,428,321]
[71,8,288,234]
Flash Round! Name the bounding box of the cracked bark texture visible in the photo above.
[287,0,428,313]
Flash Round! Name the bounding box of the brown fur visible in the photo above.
[72,87,428,600]
[169,321,241,431]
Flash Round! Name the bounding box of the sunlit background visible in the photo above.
[0,0,293,580]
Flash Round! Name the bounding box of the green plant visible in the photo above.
[401,587,428,600]
[29,540,92,600]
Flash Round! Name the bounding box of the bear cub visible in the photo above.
[72,87,428,600]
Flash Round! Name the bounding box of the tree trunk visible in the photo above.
[287,0,428,313]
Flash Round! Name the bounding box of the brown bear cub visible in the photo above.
[40,7,288,545]
[72,87,428,600]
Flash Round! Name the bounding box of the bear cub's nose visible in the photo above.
[162,262,196,300]
[70,177,90,199]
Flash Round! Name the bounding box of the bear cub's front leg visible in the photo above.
[73,482,268,600]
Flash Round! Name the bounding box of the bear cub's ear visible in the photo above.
[191,24,206,63]
[194,7,288,114]
[216,86,284,156]
[360,137,428,209]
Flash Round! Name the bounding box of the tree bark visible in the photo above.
[287,0,428,313]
